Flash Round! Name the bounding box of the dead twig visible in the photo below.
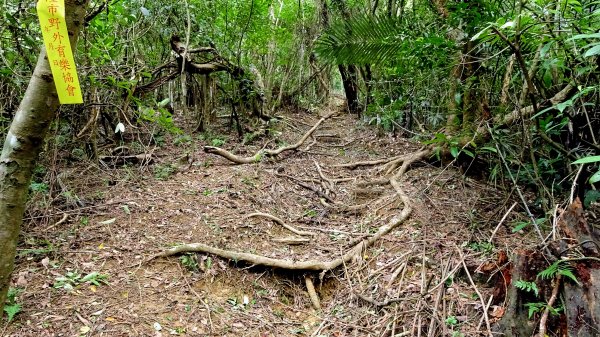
[457,247,492,337]
[488,202,517,243]
[277,173,336,204]
[427,281,445,337]
[536,275,561,337]
[386,251,413,288]
[296,226,368,237]
[271,237,310,245]
[476,295,494,333]
[44,213,69,231]
[355,292,407,307]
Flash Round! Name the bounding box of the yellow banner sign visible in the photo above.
[37,0,83,104]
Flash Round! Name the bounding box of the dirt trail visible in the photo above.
[2,104,531,336]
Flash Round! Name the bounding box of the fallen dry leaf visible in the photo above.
[490,305,505,319]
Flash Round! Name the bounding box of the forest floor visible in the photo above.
[2,100,539,337]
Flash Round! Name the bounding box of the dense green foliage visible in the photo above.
[315,0,599,208]
[1,0,598,206]
[1,0,322,135]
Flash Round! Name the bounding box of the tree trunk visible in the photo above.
[364,64,373,109]
[446,39,482,135]
[558,199,600,336]
[329,0,361,115]
[495,199,600,336]
[0,0,88,314]
[493,250,540,336]
[338,64,360,115]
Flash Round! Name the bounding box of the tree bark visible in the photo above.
[559,199,600,337]
[0,0,89,314]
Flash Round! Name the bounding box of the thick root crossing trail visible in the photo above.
[4,105,530,336]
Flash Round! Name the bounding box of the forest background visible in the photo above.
[0,0,599,336]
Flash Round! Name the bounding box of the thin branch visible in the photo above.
[494,139,546,245]
[334,154,405,169]
[355,292,407,307]
[457,248,493,337]
[488,202,517,243]
[536,275,561,337]
[276,173,336,204]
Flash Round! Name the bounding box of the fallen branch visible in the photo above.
[247,212,316,237]
[204,112,336,164]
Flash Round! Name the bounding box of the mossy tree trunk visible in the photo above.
[446,39,484,136]
[0,0,88,314]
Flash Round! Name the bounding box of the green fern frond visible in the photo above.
[314,15,408,65]
[559,267,579,284]
[514,280,539,297]
[538,261,580,285]
[538,261,560,280]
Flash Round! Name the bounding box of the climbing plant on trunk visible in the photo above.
[0,0,89,315]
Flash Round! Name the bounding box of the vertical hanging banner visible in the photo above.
[37,0,83,104]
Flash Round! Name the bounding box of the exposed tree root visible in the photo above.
[151,193,411,270]
[305,276,321,309]
[151,149,431,274]
[247,212,316,237]
[357,149,432,189]
[271,237,310,245]
[204,112,336,164]
[382,149,429,175]
[150,144,433,315]
[276,172,336,204]
[333,154,406,169]
[313,160,334,191]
